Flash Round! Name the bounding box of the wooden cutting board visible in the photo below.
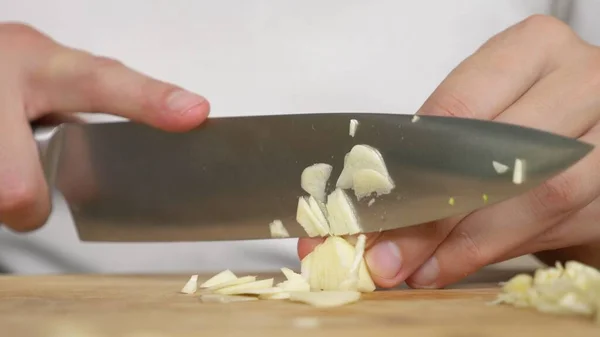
[0,272,598,337]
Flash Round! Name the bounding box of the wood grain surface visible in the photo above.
[0,270,598,337]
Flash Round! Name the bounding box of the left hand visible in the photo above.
[298,14,600,289]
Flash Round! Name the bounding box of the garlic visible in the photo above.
[326,189,361,236]
[492,160,509,174]
[260,292,291,300]
[336,145,393,191]
[281,267,304,281]
[340,234,367,291]
[296,196,330,237]
[411,115,420,123]
[349,119,359,137]
[308,196,330,234]
[215,278,274,295]
[352,169,395,200]
[200,270,237,288]
[180,275,198,294]
[301,163,332,202]
[269,219,290,238]
[494,261,600,324]
[513,158,526,184]
[289,291,361,308]
[200,294,259,303]
[277,267,311,292]
[301,236,375,292]
[208,275,256,291]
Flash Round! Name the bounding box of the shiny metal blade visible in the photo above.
[44,113,592,242]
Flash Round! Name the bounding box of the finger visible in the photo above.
[495,196,600,263]
[0,85,50,232]
[361,215,466,288]
[34,112,86,125]
[29,44,210,132]
[407,127,600,288]
[417,15,578,119]
[495,46,600,135]
[297,237,325,260]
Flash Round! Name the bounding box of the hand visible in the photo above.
[298,14,600,288]
[0,23,210,232]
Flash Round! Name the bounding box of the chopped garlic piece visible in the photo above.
[411,115,420,123]
[513,158,526,184]
[301,163,333,202]
[260,292,291,300]
[215,278,274,295]
[492,160,509,174]
[200,270,237,288]
[341,234,367,291]
[326,189,361,236]
[200,294,258,303]
[336,145,392,190]
[180,275,198,294]
[368,198,375,207]
[494,261,600,324]
[269,219,290,238]
[289,291,361,308]
[349,119,359,137]
[296,197,329,237]
[301,236,375,292]
[482,194,488,203]
[448,197,455,206]
[281,267,304,282]
[236,287,283,296]
[208,275,256,291]
[277,278,311,292]
[352,169,395,200]
[307,196,330,235]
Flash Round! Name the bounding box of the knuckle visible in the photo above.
[0,181,40,215]
[529,173,579,217]
[518,14,576,47]
[455,230,486,269]
[0,22,47,48]
[421,91,478,119]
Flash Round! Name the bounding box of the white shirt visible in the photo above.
[0,0,597,274]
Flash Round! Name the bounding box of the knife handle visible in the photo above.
[32,124,64,188]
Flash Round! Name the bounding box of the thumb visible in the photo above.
[29,45,210,131]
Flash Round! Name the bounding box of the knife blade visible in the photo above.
[34,113,593,242]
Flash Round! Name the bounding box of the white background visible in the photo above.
[0,0,597,274]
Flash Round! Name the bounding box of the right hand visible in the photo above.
[0,23,211,232]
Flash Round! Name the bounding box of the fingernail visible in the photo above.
[365,241,402,280]
[166,89,206,114]
[411,256,439,288]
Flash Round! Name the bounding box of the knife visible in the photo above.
[33,113,592,242]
